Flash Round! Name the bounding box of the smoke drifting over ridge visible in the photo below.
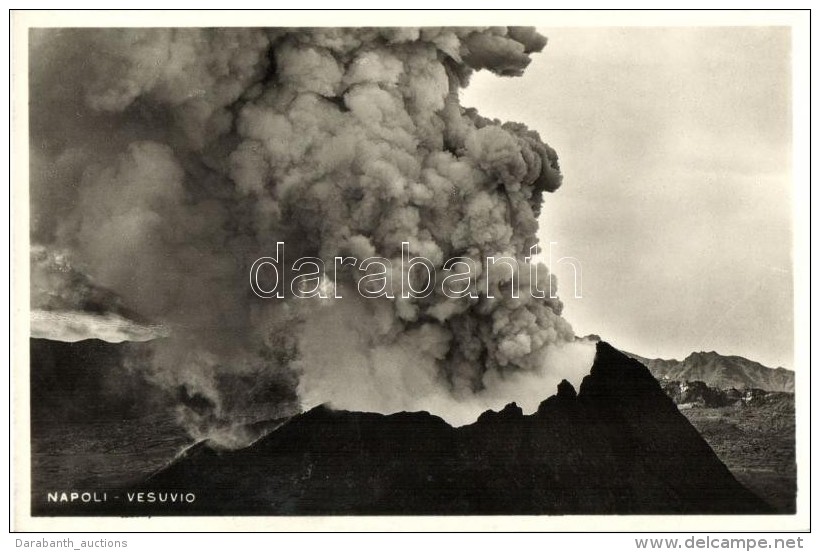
[30,27,594,438]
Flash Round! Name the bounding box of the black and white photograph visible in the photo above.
[11,9,810,532]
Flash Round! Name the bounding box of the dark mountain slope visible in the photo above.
[654,378,795,514]
[111,341,772,516]
[30,337,164,422]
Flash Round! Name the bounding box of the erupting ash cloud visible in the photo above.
[30,27,594,440]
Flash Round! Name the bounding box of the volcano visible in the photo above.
[36,341,773,516]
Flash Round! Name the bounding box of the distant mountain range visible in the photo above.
[622,350,794,393]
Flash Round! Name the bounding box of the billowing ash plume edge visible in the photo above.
[29,27,594,442]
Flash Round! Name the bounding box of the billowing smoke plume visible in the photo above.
[30,27,594,439]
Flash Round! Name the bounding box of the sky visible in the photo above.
[462,27,794,368]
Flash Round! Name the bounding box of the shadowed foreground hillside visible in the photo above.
[670,388,796,514]
[35,341,772,516]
